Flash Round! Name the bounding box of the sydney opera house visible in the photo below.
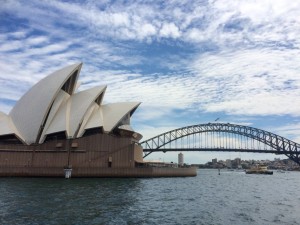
[0,63,196,177]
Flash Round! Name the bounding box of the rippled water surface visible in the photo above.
[1,169,300,225]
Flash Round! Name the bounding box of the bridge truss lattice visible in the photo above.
[140,123,300,165]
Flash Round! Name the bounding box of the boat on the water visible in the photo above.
[245,165,273,175]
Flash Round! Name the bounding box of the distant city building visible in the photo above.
[201,158,300,170]
[227,158,242,169]
[226,159,232,168]
[235,158,241,165]
[178,153,184,166]
[212,158,217,164]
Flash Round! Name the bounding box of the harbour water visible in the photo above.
[0,169,299,225]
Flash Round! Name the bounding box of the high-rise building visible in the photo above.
[178,153,184,166]
[225,159,232,168]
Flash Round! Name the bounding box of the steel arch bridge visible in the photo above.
[140,123,300,165]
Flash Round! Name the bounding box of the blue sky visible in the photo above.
[1,0,300,163]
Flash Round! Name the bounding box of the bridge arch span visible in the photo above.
[140,123,300,165]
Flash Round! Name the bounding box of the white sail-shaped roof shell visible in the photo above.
[42,86,106,140]
[102,102,140,132]
[78,104,103,137]
[0,112,25,142]
[76,102,102,138]
[81,102,141,134]
[69,86,106,137]
[38,90,71,143]
[0,62,141,144]
[9,63,82,144]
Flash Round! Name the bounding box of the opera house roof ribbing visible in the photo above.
[0,63,141,145]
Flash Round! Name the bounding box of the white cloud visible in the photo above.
[140,23,157,38]
[2,0,300,49]
[186,28,206,42]
[159,23,181,38]
[0,40,23,51]
[190,48,300,116]
[271,123,300,143]
[204,92,300,116]
[1,1,300,142]
[26,36,49,46]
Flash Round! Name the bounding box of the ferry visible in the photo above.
[245,165,273,175]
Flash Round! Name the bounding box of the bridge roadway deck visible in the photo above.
[143,148,296,154]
